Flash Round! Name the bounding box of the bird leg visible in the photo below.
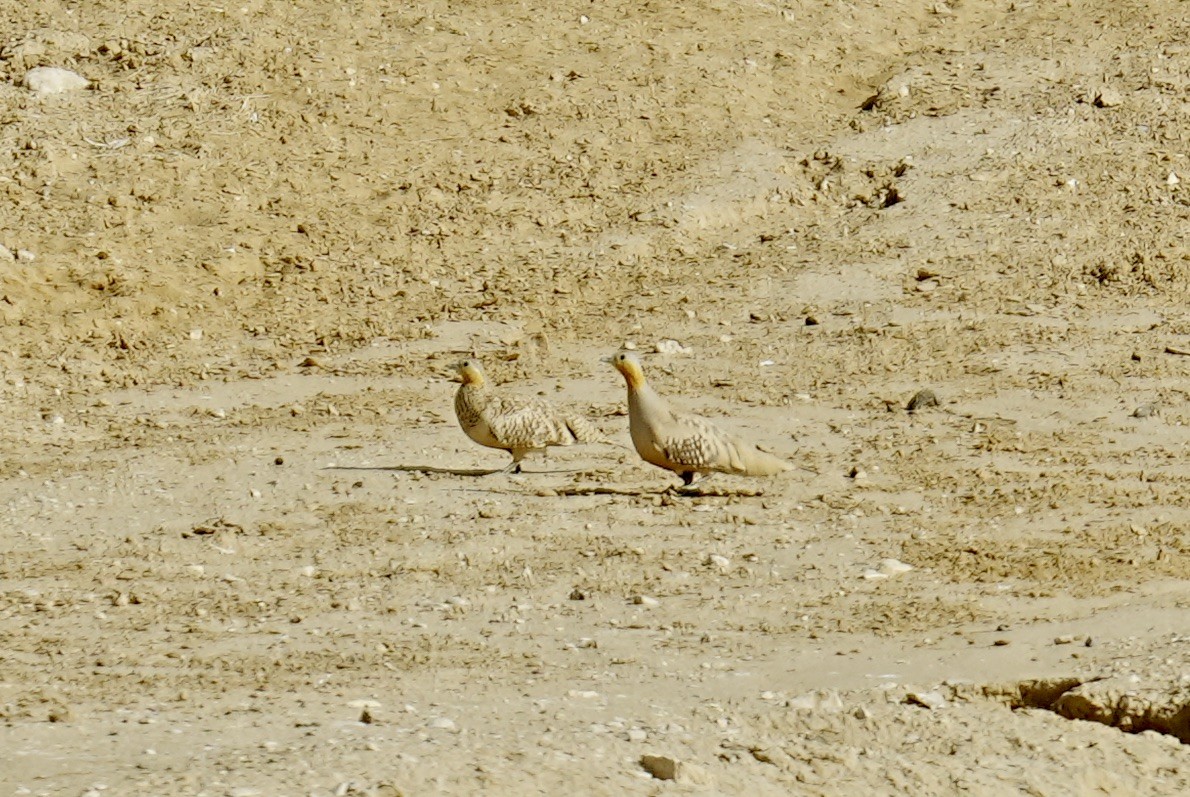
[499,450,530,474]
[675,472,716,494]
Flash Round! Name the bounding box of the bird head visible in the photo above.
[604,350,647,389]
[453,358,487,386]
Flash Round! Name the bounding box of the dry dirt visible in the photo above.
[1,0,1188,794]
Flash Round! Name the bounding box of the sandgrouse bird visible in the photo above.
[607,351,792,486]
[452,359,605,473]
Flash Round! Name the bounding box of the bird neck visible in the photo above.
[622,367,647,392]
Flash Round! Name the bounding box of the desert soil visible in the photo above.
[1,0,1188,794]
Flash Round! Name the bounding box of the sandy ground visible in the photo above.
[1,1,1188,794]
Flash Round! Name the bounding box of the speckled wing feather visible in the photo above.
[654,411,789,477]
[484,394,586,449]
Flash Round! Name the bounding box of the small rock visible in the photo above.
[568,587,586,600]
[24,66,89,95]
[705,553,731,572]
[1168,172,1180,186]
[17,249,36,262]
[879,558,914,576]
[906,389,939,411]
[567,690,601,699]
[0,244,13,262]
[640,755,678,780]
[906,690,947,710]
[632,594,659,607]
[47,705,73,723]
[1132,403,1157,418]
[655,338,692,355]
[426,717,456,731]
[786,690,844,712]
[1093,87,1123,108]
[627,728,647,742]
[640,755,711,785]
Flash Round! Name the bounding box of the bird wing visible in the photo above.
[484,395,577,449]
[656,411,789,476]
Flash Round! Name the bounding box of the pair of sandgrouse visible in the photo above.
[452,352,792,486]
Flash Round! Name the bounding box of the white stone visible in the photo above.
[879,558,914,576]
[23,66,89,95]
[706,554,731,572]
[654,338,691,355]
[567,689,601,699]
[907,690,947,710]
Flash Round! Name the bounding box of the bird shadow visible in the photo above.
[323,464,587,477]
[321,466,766,498]
[549,484,766,498]
[323,464,500,477]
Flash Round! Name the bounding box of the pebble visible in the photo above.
[567,690,601,699]
[640,754,679,780]
[426,716,456,731]
[1168,172,1180,186]
[0,244,13,261]
[705,554,731,572]
[879,558,914,576]
[906,690,947,710]
[627,728,647,742]
[654,338,691,355]
[906,388,939,411]
[632,594,659,607]
[786,690,844,712]
[639,755,711,785]
[1093,87,1123,107]
[23,66,89,95]
[1131,403,1157,418]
